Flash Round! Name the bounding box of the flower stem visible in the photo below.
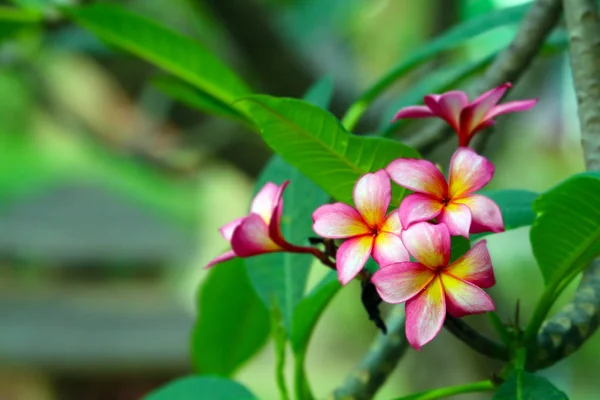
[390,380,494,400]
[487,311,512,345]
[293,352,313,400]
[444,315,510,360]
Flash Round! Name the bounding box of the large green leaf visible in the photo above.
[239,96,421,206]
[494,371,568,400]
[64,3,250,105]
[471,189,539,241]
[152,75,252,127]
[191,258,269,376]
[530,172,600,285]
[144,376,257,400]
[245,156,329,331]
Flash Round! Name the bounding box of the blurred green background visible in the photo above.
[0,0,595,399]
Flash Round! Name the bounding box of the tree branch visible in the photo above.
[532,0,600,370]
[443,315,510,361]
[328,307,408,400]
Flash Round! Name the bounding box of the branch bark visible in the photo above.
[328,307,408,400]
[532,0,600,370]
[443,315,510,361]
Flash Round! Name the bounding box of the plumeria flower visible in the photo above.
[205,181,311,268]
[392,83,537,146]
[312,170,409,285]
[371,222,496,350]
[386,147,504,238]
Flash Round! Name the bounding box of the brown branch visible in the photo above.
[444,315,510,361]
[328,307,408,400]
[532,0,600,370]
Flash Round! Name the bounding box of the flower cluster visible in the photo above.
[206,83,535,350]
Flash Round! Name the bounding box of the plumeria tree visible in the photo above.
[13,0,600,398]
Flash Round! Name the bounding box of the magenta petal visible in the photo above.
[231,213,281,257]
[401,222,451,269]
[405,276,446,350]
[371,262,435,303]
[438,203,472,238]
[353,170,391,227]
[441,273,495,318]
[386,158,447,198]
[447,240,496,288]
[204,250,237,269]
[372,232,410,267]
[250,182,280,223]
[268,181,290,246]
[437,91,468,122]
[448,147,495,198]
[219,217,246,241]
[312,202,370,239]
[398,193,444,228]
[455,194,504,234]
[485,99,538,120]
[469,83,511,118]
[392,105,435,121]
[336,235,374,285]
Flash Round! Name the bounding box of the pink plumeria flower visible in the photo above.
[386,147,504,238]
[312,170,409,285]
[371,222,496,350]
[392,83,537,146]
[206,181,309,268]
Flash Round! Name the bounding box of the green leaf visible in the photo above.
[152,75,252,126]
[144,376,257,400]
[530,172,600,285]
[451,236,471,263]
[245,156,329,331]
[303,75,334,110]
[290,270,341,355]
[239,95,421,206]
[494,371,568,400]
[64,3,250,105]
[0,6,42,40]
[270,303,291,400]
[471,189,539,241]
[191,258,270,376]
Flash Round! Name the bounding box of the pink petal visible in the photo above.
[380,209,402,235]
[405,276,446,350]
[448,147,494,198]
[485,99,538,120]
[204,250,237,269]
[268,181,290,247]
[372,232,410,267]
[401,222,450,269]
[353,170,391,227]
[438,203,472,238]
[336,235,374,285]
[440,273,495,317]
[398,193,444,228]
[250,182,281,224]
[424,91,468,133]
[392,105,435,121]
[454,194,504,234]
[371,262,435,304]
[312,203,370,239]
[230,213,281,257]
[468,83,511,120]
[219,217,246,241]
[386,158,447,198]
[446,240,495,288]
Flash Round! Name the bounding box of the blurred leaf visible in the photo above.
[144,376,257,400]
[303,75,334,110]
[0,6,42,40]
[152,75,252,126]
[64,3,251,105]
[271,303,291,400]
[451,236,471,263]
[494,371,568,400]
[239,96,421,206]
[290,270,340,355]
[245,156,329,330]
[191,258,270,376]
[530,172,600,285]
[342,2,532,128]
[471,189,539,241]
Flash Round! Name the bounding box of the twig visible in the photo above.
[328,306,408,400]
[443,315,510,361]
[409,0,563,154]
[532,0,600,370]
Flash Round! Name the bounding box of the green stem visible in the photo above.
[293,351,313,400]
[271,305,290,400]
[487,311,512,345]
[390,380,494,400]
